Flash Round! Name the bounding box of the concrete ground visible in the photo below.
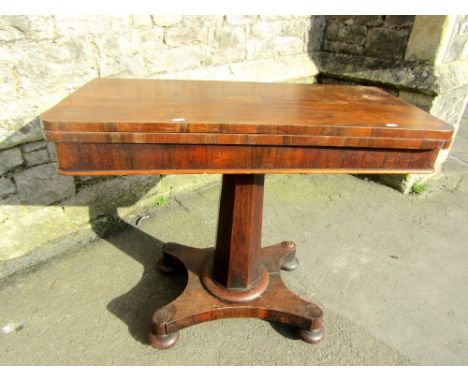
[1,114,467,365]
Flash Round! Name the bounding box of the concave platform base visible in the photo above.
[148,241,324,349]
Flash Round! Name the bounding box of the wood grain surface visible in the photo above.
[42,79,452,141]
[54,142,439,175]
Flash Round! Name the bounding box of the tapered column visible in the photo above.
[213,174,264,290]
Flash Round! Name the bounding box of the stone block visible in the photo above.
[325,21,367,45]
[212,25,246,50]
[318,76,371,87]
[0,15,57,42]
[258,16,285,22]
[444,36,467,63]
[56,16,129,37]
[75,175,108,186]
[246,39,276,60]
[444,15,468,63]
[281,17,310,37]
[328,16,354,25]
[273,36,305,56]
[364,28,410,60]
[208,26,246,65]
[14,163,75,205]
[146,45,208,74]
[459,16,468,35]
[398,90,433,112]
[225,16,257,26]
[324,20,340,40]
[22,140,48,153]
[0,194,20,224]
[404,16,448,63]
[0,148,24,175]
[0,177,16,197]
[14,39,98,97]
[308,16,326,53]
[0,18,24,42]
[0,204,79,262]
[250,21,283,39]
[430,85,468,128]
[158,65,235,81]
[323,40,363,55]
[179,16,223,29]
[123,28,164,77]
[47,143,57,162]
[0,46,21,103]
[0,78,17,104]
[165,25,209,47]
[385,16,415,28]
[96,32,135,77]
[24,149,49,166]
[1,115,53,151]
[129,28,165,51]
[316,51,438,95]
[131,15,153,28]
[230,53,318,82]
[151,16,181,27]
[353,16,384,26]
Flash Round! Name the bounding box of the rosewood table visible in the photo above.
[41,79,453,349]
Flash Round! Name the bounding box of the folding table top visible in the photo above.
[42,79,453,150]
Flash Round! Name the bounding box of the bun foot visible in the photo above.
[298,326,324,344]
[148,330,180,350]
[281,257,299,271]
[157,257,177,274]
[157,243,184,274]
[280,241,298,271]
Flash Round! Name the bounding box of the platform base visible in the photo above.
[149,241,324,349]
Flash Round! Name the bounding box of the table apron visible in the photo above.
[54,142,438,175]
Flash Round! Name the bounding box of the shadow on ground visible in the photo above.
[89,205,185,345]
[90,203,302,345]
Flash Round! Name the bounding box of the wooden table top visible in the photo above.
[42,79,453,150]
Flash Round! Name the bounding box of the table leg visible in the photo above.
[148,174,324,349]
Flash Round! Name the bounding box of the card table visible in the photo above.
[41,79,453,349]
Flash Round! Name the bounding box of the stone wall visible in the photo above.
[0,15,317,273]
[313,15,416,93]
[1,15,466,275]
[312,15,468,193]
[322,15,414,61]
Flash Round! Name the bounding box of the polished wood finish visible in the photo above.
[42,79,452,142]
[213,174,264,290]
[44,130,450,150]
[40,79,454,350]
[53,142,439,175]
[149,241,323,349]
